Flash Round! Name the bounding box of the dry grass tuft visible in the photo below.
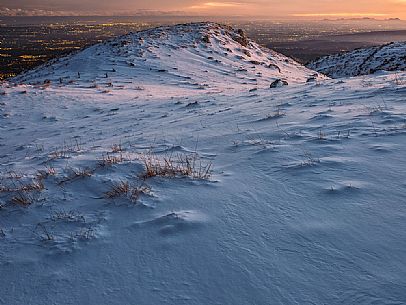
[72,227,95,241]
[394,72,405,86]
[45,165,57,176]
[48,139,83,160]
[129,184,151,202]
[301,151,320,166]
[105,180,151,203]
[21,179,45,192]
[35,223,54,241]
[140,151,212,180]
[111,143,124,153]
[11,192,35,206]
[50,210,85,222]
[99,153,125,167]
[0,171,46,206]
[318,130,327,140]
[105,180,129,198]
[58,167,94,185]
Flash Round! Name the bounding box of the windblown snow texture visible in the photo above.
[1,22,406,305]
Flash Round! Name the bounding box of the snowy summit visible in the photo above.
[14,22,324,95]
[1,22,406,305]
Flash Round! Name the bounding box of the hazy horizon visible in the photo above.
[1,0,406,19]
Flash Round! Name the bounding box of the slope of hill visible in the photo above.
[1,23,406,305]
[307,41,406,78]
[12,22,324,96]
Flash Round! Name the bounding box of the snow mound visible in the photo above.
[307,41,406,78]
[12,22,324,95]
[133,210,209,235]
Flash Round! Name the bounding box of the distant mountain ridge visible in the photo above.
[307,41,406,78]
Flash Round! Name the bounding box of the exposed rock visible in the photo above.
[233,29,249,47]
[268,63,281,73]
[270,79,288,88]
[242,49,251,57]
[202,35,210,44]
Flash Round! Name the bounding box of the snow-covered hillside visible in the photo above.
[13,22,324,95]
[1,23,406,305]
[307,41,406,78]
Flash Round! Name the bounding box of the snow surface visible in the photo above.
[307,41,406,78]
[13,22,325,96]
[1,23,406,305]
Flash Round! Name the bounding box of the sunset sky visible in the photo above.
[1,0,406,18]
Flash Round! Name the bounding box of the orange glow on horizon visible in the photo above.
[1,0,405,19]
[291,13,389,17]
[181,0,406,19]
